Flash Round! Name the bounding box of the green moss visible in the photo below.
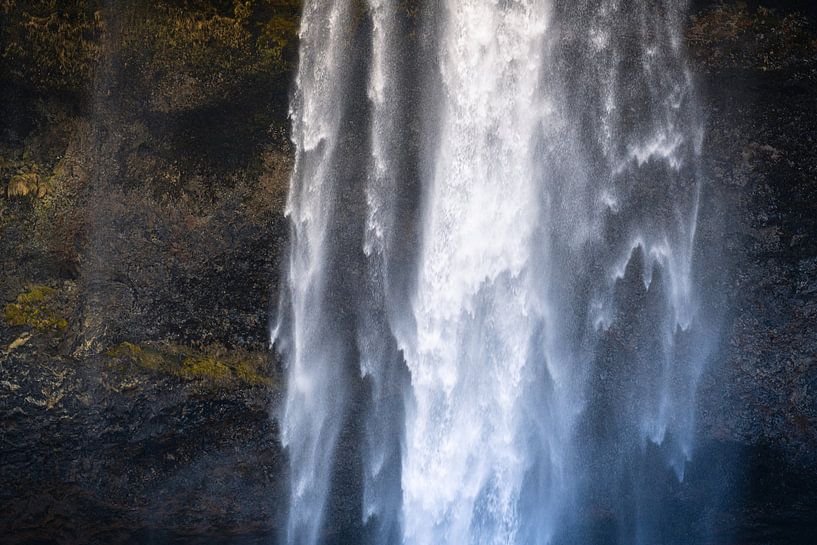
[105,341,169,371]
[124,8,252,77]
[3,284,68,330]
[231,357,271,386]
[181,353,233,381]
[107,341,272,387]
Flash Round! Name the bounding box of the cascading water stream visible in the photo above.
[272,1,359,543]
[273,1,715,544]
[397,3,567,543]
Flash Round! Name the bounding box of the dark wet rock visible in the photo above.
[0,330,284,545]
[1,3,295,542]
[691,4,817,538]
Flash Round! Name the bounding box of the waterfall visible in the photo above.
[274,1,713,544]
[272,1,359,543]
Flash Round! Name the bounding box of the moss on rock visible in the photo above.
[256,13,300,71]
[1,0,300,103]
[6,172,42,198]
[0,0,104,94]
[116,0,301,112]
[106,340,272,387]
[3,284,68,330]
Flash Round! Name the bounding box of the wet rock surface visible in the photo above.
[0,331,284,545]
[691,4,817,541]
[0,1,816,543]
[1,2,295,543]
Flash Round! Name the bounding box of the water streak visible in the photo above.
[273,1,358,543]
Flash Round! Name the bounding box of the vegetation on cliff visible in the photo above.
[1,0,301,97]
[106,341,273,387]
[3,284,68,331]
[0,0,103,93]
[1,0,296,360]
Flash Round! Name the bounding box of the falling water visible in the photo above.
[272,1,359,543]
[274,0,713,544]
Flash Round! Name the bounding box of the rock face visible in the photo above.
[0,334,284,544]
[1,2,296,543]
[685,4,817,540]
[1,1,816,544]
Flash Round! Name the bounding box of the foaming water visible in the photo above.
[398,3,562,543]
[273,1,716,544]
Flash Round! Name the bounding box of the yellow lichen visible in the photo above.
[3,285,68,330]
